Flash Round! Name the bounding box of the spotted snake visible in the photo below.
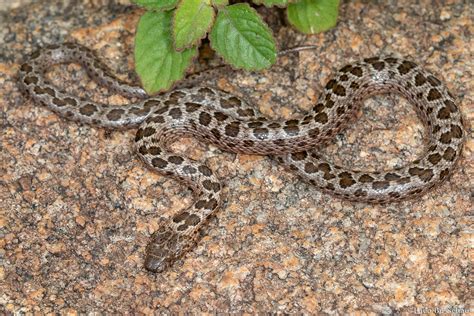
[18,43,465,272]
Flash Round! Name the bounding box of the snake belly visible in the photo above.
[18,43,465,272]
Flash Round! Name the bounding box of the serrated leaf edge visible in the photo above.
[209,4,276,71]
[135,12,199,94]
[172,0,216,51]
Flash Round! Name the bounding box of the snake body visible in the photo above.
[18,43,465,272]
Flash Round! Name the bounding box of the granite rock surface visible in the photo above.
[1,0,472,313]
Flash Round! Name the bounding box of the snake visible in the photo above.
[18,42,465,273]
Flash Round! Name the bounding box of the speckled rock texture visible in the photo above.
[1,0,472,313]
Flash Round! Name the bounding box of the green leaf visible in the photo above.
[209,3,276,70]
[251,0,289,8]
[135,11,198,94]
[173,0,215,50]
[132,0,178,11]
[287,0,340,34]
[211,0,228,8]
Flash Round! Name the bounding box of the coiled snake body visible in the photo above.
[18,43,465,272]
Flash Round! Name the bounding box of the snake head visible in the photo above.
[144,224,197,273]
